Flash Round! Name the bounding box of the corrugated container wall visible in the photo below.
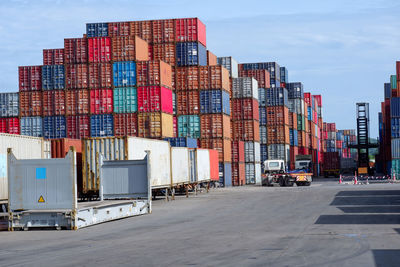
[0,93,19,117]
[42,65,65,90]
[20,116,43,137]
[176,42,207,66]
[217,56,239,78]
[43,49,64,65]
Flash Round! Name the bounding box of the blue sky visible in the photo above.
[1,0,400,137]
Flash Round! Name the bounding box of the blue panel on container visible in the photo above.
[308,107,312,120]
[86,23,108,37]
[287,82,304,99]
[219,163,232,187]
[36,168,46,179]
[259,108,267,125]
[42,65,65,90]
[267,87,288,107]
[384,83,391,99]
[260,144,268,162]
[90,114,114,137]
[200,90,230,115]
[113,62,136,87]
[176,42,207,66]
[280,67,288,83]
[391,97,400,117]
[164,137,198,148]
[43,116,66,139]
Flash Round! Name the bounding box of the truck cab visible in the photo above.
[295,155,313,174]
[263,159,286,174]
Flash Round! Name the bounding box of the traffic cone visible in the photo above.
[339,175,342,184]
[354,171,358,185]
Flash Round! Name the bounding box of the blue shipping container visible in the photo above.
[287,82,304,99]
[200,90,230,115]
[391,97,400,117]
[260,144,268,162]
[384,83,391,99]
[0,93,19,117]
[42,65,64,90]
[219,162,232,187]
[86,23,108,37]
[266,87,288,107]
[164,137,198,148]
[43,116,66,139]
[259,108,267,125]
[20,116,43,137]
[113,61,136,87]
[176,42,207,66]
[90,114,114,137]
[258,88,267,106]
[280,67,288,83]
[240,62,281,80]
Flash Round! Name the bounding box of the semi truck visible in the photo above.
[323,152,340,177]
[261,158,313,187]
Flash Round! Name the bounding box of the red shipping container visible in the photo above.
[231,140,245,163]
[232,162,245,186]
[88,37,111,63]
[66,115,90,139]
[130,20,153,43]
[232,120,260,142]
[176,90,200,115]
[136,60,172,88]
[19,91,42,116]
[200,138,231,162]
[290,146,298,170]
[238,69,270,89]
[148,44,153,60]
[152,19,175,44]
[323,152,340,170]
[108,22,131,36]
[280,82,286,88]
[231,99,259,121]
[64,38,87,64]
[111,36,149,62]
[200,66,230,92]
[43,49,64,65]
[153,43,176,67]
[292,113,298,130]
[313,95,322,107]
[200,114,230,139]
[65,64,88,89]
[88,63,112,88]
[66,89,89,115]
[42,90,66,116]
[137,86,173,114]
[267,106,289,126]
[207,50,217,66]
[209,149,219,181]
[50,138,82,158]
[0,118,20,134]
[114,113,138,137]
[304,92,311,106]
[397,61,400,79]
[175,67,199,90]
[90,89,113,114]
[18,66,42,91]
[175,18,206,47]
[267,125,290,145]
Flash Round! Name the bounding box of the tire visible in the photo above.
[304,182,311,186]
[296,182,303,187]
[286,180,294,187]
[279,177,285,187]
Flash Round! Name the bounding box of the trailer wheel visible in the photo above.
[296,182,303,187]
[279,177,285,187]
[305,182,311,186]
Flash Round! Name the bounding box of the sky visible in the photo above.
[1,0,400,138]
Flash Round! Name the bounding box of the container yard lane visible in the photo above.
[0,180,400,266]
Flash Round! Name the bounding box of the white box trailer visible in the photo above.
[171,147,190,185]
[196,149,211,182]
[0,133,51,200]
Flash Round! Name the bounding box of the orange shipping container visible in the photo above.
[138,112,173,138]
[64,38,87,64]
[267,106,289,126]
[207,50,217,66]
[208,66,230,92]
[136,60,172,88]
[108,22,131,36]
[293,114,298,130]
[42,90,65,116]
[66,89,89,115]
[152,19,175,44]
[200,138,231,162]
[176,90,200,115]
[130,20,153,43]
[267,125,290,145]
[209,149,219,181]
[50,138,82,158]
[200,114,231,139]
[289,111,294,128]
[232,120,260,142]
[65,64,88,89]
[175,66,199,90]
[153,43,176,67]
[19,91,42,116]
[111,36,149,62]
[232,162,245,186]
[114,113,138,137]
[88,63,112,88]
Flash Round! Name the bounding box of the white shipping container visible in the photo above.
[126,137,171,188]
[217,56,238,78]
[0,133,51,200]
[232,77,258,99]
[267,144,290,163]
[196,149,210,182]
[171,147,190,185]
[245,163,261,184]
[244,141,261,162]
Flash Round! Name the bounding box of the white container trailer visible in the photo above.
[126,137,171,189]
[171,147,190,185]
[196,149,210,182]
[0,133,50,200]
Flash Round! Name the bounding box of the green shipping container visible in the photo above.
[178,115,200,138]
[392,159,400,178]
[114,87,137,113]
[297,114,305,131]
[391,75,397,90]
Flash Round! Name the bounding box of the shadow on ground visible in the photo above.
[372,250,400,267]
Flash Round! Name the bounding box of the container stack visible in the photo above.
[0,93,19,134]
[336,130,357,159]
[287,82,304,170]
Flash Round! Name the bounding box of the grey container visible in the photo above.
[244,141,261,162]
[260,126,267,144]
[245,163,261,184]
[217,56,239,78]
[0,93,19,117]
[392,138,400,159]
[267,144,290,162]
[232,77,258,99]
[21,117,43,137]
[258,88,267,107]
